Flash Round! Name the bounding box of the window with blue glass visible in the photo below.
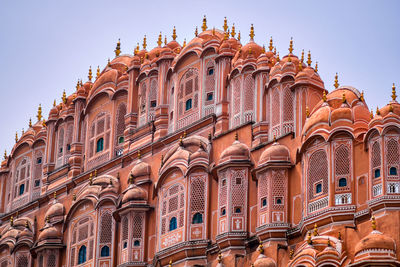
[100,245,110,257]
[78,245,87,264]
[192,212,203,224]
[206,92,213,101]
[221,207,226,216]
[315,183,322,194]
[374,168,381,178]
[338,178,347,187]
[134,240,140,246]
[19,184,25,196]
[185,99,192,111]
[261,197,267,207]
[96,138,104,153]
[390,167,397,176]
[169,217,177,231]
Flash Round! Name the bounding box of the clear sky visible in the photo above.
[0,0,399,155]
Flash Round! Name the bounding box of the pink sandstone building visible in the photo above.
[0,16,399,267]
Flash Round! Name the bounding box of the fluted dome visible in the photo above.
[45,201,64,219]
[258,141,290,166]
[220,139,250,163]
[130,159,150,178]
[38,225,61,242]
[254,254,277,267]
[122,184,147,204]
[355,230,396,255]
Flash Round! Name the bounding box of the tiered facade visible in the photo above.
[1,17,400,267]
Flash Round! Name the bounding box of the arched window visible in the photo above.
[371,141,382,179]
[221,208,226,216]
[390,167,398,176]
[14,157,31,198]
[19,184,25,195]
[243,75,255,123]
[374,168,381,178]
[338,178,347,187]
[133,240,140,246]
[235,207,242,213]
[282,84,294,134]
[115,103,126,147]
[308,150,328,200]
[148,79,158,121]
[96,138,104,153]
[316,183,322,194]
[100,246,110,257]
[78,245,87,264]
[192,212,203,224]
[177,68,199,129]
[185,99,192,111]
[204,61,216,116]
[169,217,177,231]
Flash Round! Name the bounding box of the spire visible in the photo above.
[237,31,241,41]
[202,15,207,31]
[183,38,186,48]
[298,60,303,71]
[360,91,364,102]
[342,92,346,103]
[10,216,13,227]
[107,58,111,67]
[288,37,293,54]
[29,118,32,128]
[157,32,162,47]
[306,106,310,117]
[322,91,327,102]
[62,90,67,104]
[224,30,229,40]
[3,150,7,160]
[76,79,80,90]
[262,45,266,54]
[135,43,140,55]
[194,26,198,37]
[276,52,280,62]
[334,73,339,89]
[212,27,215,35]
[315,62,318,72]
[288,53,292,62]
[313,223,318,236]
[376,106,380,115]
[88,66,93,81]
[37,104,42,121]
[389,103,394,112]
[269,36,273,51]
[218,252,223,263]
[231,23,236,37]
[371,215,377,230]
[164,35,167,45]
[257,244,264,253]
[301,49,304,62]
[143,35,147,50]
[235,132,238,141]
[54,191,57,200]
[114,39,121,57]
[307,50,312,66]
[15,132,18,143]
[53,99,56,107]
[137,149,141,159]
[168,260,172,267]
[307,231,312,244]
[89,173,93,185]
[370,109,374,119]
[172,26,177,41]
[392,83,397,101]
[223,17,228,32]
[249,24,255,41]
[96,66,100,78]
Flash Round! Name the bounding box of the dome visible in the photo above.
[220,138,250,163]
[45,201,65,219]
[378,102,400,118]
[258,141,290,166]
[122,184,147,204]
[130,159,150,178]
[254,254,277,267]
[38,225,61,242]
[295,66,324,88]
[355,230,396,255]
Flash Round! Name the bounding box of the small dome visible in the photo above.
[122,184,147,204]
[38,225,61,242]
[254,254,277,267]
[220,139,250,163]
[258,141,290,166]
[355,230,396,255]
[131,159,150,178]
[45,201,65,219]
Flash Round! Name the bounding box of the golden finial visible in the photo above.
[114,39,121,56]
[172,26,177,41]
[76,79,80,90]
[168,260,172,267]
[53,99,56,107]
[202,15,207,31]
[307,50,312,66]
[273,135,276,143]
[161,155,164,167]
[179,135,183,146]
[288,37,293,54]
[25,220,29,229]
[54,191,57,200]
[42,119,46,127]
[237,31,241,41]
[183,38,186,48]
[143,35,147,50]
[10,216,13,227]
[194,26,198,37]
[327,238,331,247]
[157,32,162,47]
[313,223,318,236]
[307,231,312,244]
[223,17,228,32]
[137,150,141,159]
[164,35,167,46]
[315,61,318,72]
[262,45,266,54]
[370,109,374,119]
[376,106,380,115]
[249,24,255,41]
[224,30,229,40]
[269,36,273,52]
[276,52,280,62]
[107,58,111,67]
[342,92,346,103]
[289,249,294,259]
[322,91,327,102]
[94,169,97,177]
[298,60,303,71]
[62,90,67,104]
[334,73,339,89]
[392,83,397,101]
[288,53,292,62]
[3,150,7,160]
[15,132,18,143]
[88,66,93,81]
[235,132,238,141]
[46,216,50,224]
[96,65,100,78]
[22,128,24,135]
[338,231,342,240]
[231,23,236,37]
[273,47,276,54]
[389,104,394,112]
[37,104,43,121]
[128,173,134,184]
[371,215,376,230]
[212,27,215,35]
[257,244,264,253]
[80,80,83,87]
[218,252,222,263]
[248,46,252,55]
[29,118,32,128]
[301,49,304,62]
[183,130,187,138]
[306,106,310,117]
[73,193,76,201]
[135,43,140,55]
[89,173,93,185]
[360,91,364,102]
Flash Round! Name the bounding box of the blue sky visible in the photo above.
[0,0,399,155]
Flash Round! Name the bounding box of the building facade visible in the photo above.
[0,17,399,267]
